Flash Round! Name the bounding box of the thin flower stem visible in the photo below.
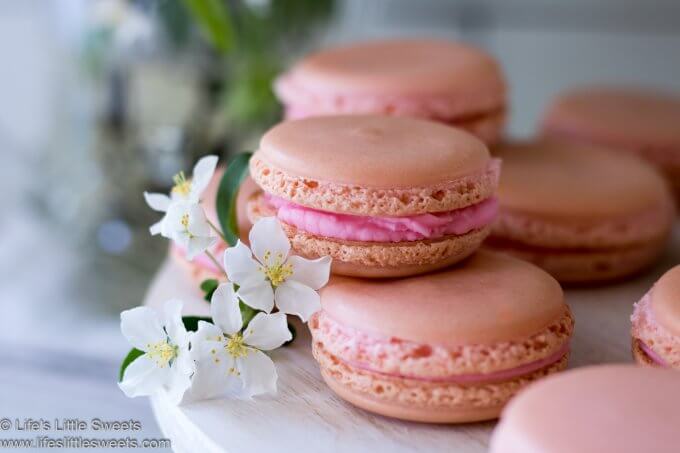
[207,219,227,242]
[205,250,228,279]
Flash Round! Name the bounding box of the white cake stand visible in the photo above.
[147,228,679,453]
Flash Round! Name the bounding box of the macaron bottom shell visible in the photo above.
[313,341,569,424]
[485,236,668,284]
[248,193,491,278]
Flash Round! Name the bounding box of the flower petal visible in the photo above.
[186,236,217,261]
[191,321,225,351]
[149,219,163,236]
[275,281,321,322]
[223,241,265,287]
[249,217,290,265]
[118,354,168,398]
[237,282,275,313]
[120,307,165,351]
[288,255,331,290]
[187,204,212,237]
[162,299,189,348]
[211,284,243,335]
[164,360,193,405]
[144,192,171,212]
[237,349,278,397]
[189,353,241,401]
[190,155,218,201]
[243,312,291,351]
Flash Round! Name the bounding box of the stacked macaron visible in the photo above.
[248,39,581,423]
[274,39,506,145]
[248,115,500,278]
[542,87,680,204]
[631,265,680,368]
[310,251,574,423]
[195,38,679,427]
[487,140,674,283]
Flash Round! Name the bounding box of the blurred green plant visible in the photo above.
[158,0,335,141]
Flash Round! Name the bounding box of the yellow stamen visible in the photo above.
[180,213,195,239]
[225,333,249,359]
[172,171,191,197]
[260,250,293,287]
[147,341,178,368]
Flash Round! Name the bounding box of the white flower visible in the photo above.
[163,202,216,260]
[119,300,194,405]
[190,283,291,399]
[223,217,331,321]
[144,155,218,236]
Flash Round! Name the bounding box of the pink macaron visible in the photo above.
[247,114,500,278]
[490,365,680,453]
[309,251,574,423]
[275,39,506,145]
[486,140,675,283]
[541,86,680,204]
[631,265,680,368]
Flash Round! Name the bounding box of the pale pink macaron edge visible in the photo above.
[631,265,680,368]
[489,365,680,453]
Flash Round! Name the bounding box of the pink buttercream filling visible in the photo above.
[265,195,498,243]
[639,340,669,366]
[344,343,570,384]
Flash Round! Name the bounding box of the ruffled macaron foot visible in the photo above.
[630,265,680,368]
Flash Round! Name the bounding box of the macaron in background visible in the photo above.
[486,140,675,284]
[275,39,506,145]
[247,115,501,278]
[541,86,680,204]
[309,251,574,423]
[171,165,259,284]
[489,365,680,453]
[631,265,680,368]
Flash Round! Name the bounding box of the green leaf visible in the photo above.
[119,348,144,382]
[182,316,213,332]
[181,0,235,54]
[200,278,220,302]
[239,300,258,329]
[216,152,252,246]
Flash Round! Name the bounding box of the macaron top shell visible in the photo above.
[494,141,670,219]
[652,265,680,336]
[491,365,680,453]
[286,39,504,97]
[543,87,680,150]
[258,115,490,187]
[320,251,564,346]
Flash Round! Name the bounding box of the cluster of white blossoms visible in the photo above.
[119,156,331,404]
